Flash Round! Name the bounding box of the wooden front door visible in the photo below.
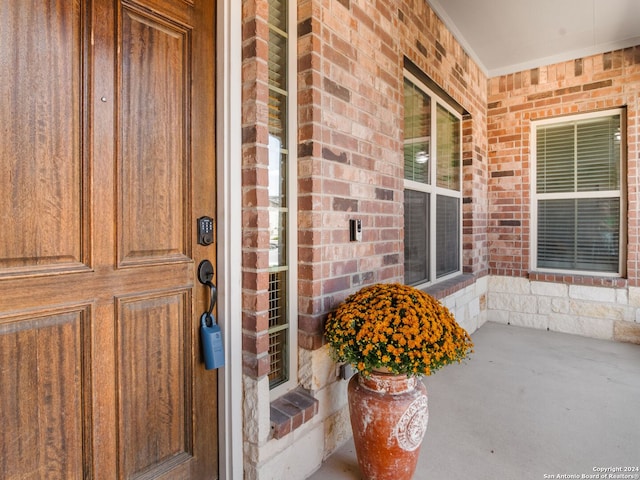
[0,1,218,479]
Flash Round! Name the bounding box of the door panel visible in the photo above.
[119,5,190,266]
[0,309,88,479]
[0,0,86,275]
[117,291,192,478]
[0,1,217,478]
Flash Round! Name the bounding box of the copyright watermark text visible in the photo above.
[543,466,640,479]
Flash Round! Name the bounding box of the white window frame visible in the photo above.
[403,70,463,288]
[268,0,298,400]
[530,108,627,277]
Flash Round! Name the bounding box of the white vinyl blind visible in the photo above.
[534,112,623,274]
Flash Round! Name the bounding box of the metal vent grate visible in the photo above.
[268,270,288,387]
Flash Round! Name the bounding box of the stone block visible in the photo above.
[299,345,337,392]
[258,423,325,480]
[628,287,640,307]
[508,312,549,330]
[569,285,616,303]
[487,309,510,324]
[616,288,629,305]
[456,306,476,334]
[314,377,348,420]
[531,281,568,297]
[323,405,352,459]
[613,320,640,345]
[489,275,530,294]
[477,309,488,328]
[469,296,481,319]
[489,292,537,313]
[538,296,570,315]
[244,377,272,444]
[569,300,625,321]
[453,287,475,309]
[548,314,613,340]
[474,276,489,297]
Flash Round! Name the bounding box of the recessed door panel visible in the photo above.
[0,309,88,480]
[0,1,86,275]
[117,291,192,478]
[119,6,190,266]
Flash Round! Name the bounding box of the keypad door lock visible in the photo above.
[197,216,214,246]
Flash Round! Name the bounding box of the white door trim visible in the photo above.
[216,0,243,478]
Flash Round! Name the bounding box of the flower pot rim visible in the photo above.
[357,370,418,394]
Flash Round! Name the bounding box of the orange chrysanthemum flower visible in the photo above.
[324,283,473,377]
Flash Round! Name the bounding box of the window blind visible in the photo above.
[538,198,620,272]
[436,195,460,277]
[535,113,622,274]
[404,190,429,285]
[537,117,620,193]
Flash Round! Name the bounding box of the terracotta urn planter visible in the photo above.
[324,283,473,479]
[348,370,429,480]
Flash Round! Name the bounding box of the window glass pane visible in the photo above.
[436,105,460,191]
[269,209,287,267]
[577,116,620,191]
[404,190,429,285]
[404,143,429,184]
[436,195,460,277]
[269,136,287,205]
[538,198,619,273]
[404,79,431,184]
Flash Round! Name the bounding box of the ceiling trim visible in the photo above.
[427,0,489,77]
[427,0,640,78]
[487,36,640,77]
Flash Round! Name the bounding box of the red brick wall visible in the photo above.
[296,0,489,350]
[297,0,406,350]
[241,0,271,378]
[487,49,640,285]
[397,0,489,279]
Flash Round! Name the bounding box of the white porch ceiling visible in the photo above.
[427,0,640,77]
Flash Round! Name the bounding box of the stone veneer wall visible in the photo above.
[241,0,489,479]
[487,48,640,343]
[489,276,640,343]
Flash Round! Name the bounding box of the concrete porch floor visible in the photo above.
[307,322,640,480]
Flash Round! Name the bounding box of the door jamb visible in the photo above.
[216,0,243,478]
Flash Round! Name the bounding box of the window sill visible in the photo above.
[528,271,627,288]
[421,273,475,300]
[269,387,318,440]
